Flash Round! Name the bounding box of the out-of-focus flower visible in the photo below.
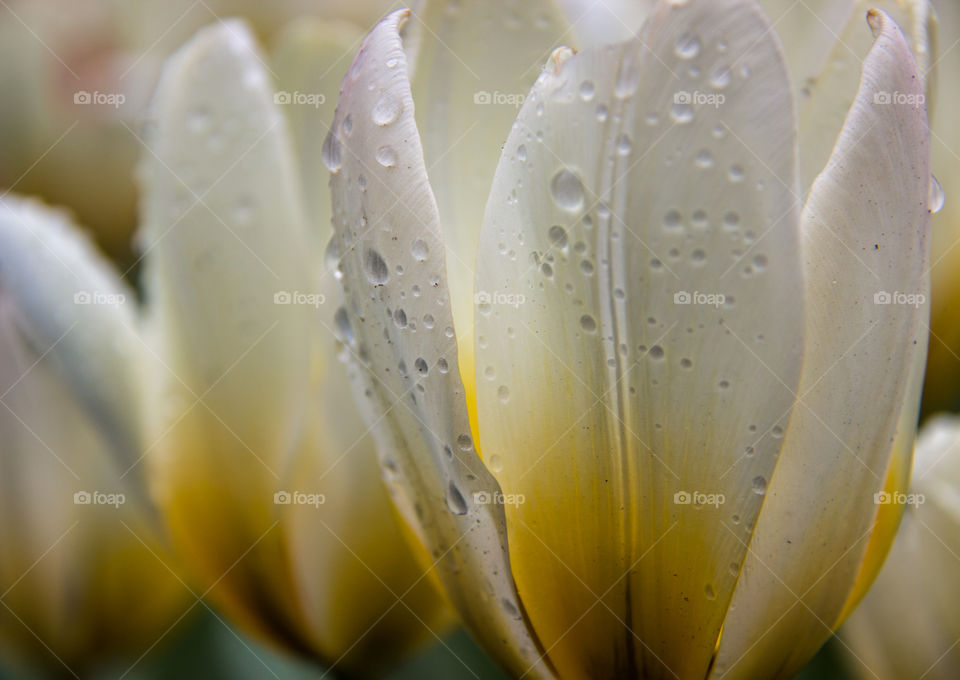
[325,1,934,678]
[136,19,451,673]
[0,0,397,262]
[840,415,960,680]
[2,13,453,676]
[920,0,960,416]
[0,197,186,676]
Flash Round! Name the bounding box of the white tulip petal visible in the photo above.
[0,196,142,480]
[406,0,574,430]
[758,0,936,192]
[140,18,312,470]
[714,10,931,678]
[327,10,551,676]
[840,417,960,680]
[475,1,803,676]
[138,19,314,627]
[271,17,365,251]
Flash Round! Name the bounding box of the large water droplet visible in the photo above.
[579,79,595,101]
[376,145,397,167]
[675,32,701,59]
[670,103,694,124]
[550,169,585,212]
[411,238,429,261]
[372,93,403,125]
[446,482,468,515]
[363,248,389,285]
[929,174,945,213]
[321,130,342,172]
[548,225,569,248]
[709,64,731,89]
[324,238,341,279]
[334,306,354,344]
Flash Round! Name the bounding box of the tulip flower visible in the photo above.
[0,197,185,676]
[839,415,960,680]
[0,0,396,261]
[325,0,934,677]
[3,15,453,676]
[136,19,451,673]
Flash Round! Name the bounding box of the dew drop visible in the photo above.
[363,248,389,285]
[579,79,595,101]
[695,149,715,169]
[411,238,429,261]
[321,130,342,172]
[710,64,731,89]
[723,212,741,229]
[457,433,474,451]
[376,145,398,167]
[615,133,633,156]
[550,169,586,212]
[648,345,665,360]
[675,31,702,59]
[372,93,403,125]
[752,475,767,495]
[663,209,683,230]
[446,482,468,515]
[596,104,608,122]
[929,174,945,213]
[324,238,342,279]
[728,165,744,182]
[517,144,527,161]
[394,308,407,328]
[414,357,429,375]
[691,249,706,263]
[497,385,510,404]
[548,225,569,248]
[437,357,449,373]
[680,357,693,369]
[670,103,694,124]
[489,453,504,472]
[580,314,597,333]
[334,306,354,344]
[341,113,353,136]
[704,583,717,600]
[580,259,594,275]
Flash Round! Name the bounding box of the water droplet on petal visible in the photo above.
[372,93,403,125]
[334,306,354,344]
[411,238,429,261]
[548,225,568,248]
[580,314,597,333]
[363,248,389,285]
[710,64,731,89]
[752,475,767,495]
[446,482,468,515]
[929,174,945,213]
[376,145,397,167]
[670,103,694,124]
[550,169,585,212]
[615,133,633,156]
[324,238,342,279]
[579,79,595,101]
[675,32,701,59]
[457,433,473,451]
[321,130,342,172]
